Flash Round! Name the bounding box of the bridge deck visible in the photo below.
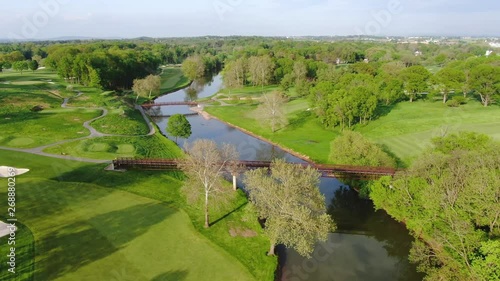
[112,158,396,178]
[142,101,198,108]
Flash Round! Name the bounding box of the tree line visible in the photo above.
[219,47,499,130]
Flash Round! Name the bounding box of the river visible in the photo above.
[148,74,423,281]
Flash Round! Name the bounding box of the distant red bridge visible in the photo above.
[142,101,199,108]
[112,158,397,179]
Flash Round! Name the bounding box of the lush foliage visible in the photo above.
[329,131,396,167]
[166,114,192,143]
[369,132,500,280]
[243,159,335,257]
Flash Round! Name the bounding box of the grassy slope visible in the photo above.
[0,70,149,145]
[0,71,103,148]
[0,150,275,281]
[206,99,338,163]
[358,101,500,163]
[160,67,191,94]
[206,96,500,165]
[1,69,277,280]
[44,131,183,160]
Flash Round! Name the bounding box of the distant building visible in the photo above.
[414,50,423,56]
[486,50,494,57]
[489,42,500,48]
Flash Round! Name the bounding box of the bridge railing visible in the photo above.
[113,158,397,177]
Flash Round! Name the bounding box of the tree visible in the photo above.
[248,55,274,88]
[401,65,431,102]
[257,91,288,133]
[12,61,28,74]
[132,74,161,101]
[223,58,247,90]
[178,139,239,228]
[329,131,396,167]
[28,60,39,72]
[181,55,205,80]
[379,76,404,105]
[166,114,192,144]
[470,64,500,107]
[243,159,335,257]
[433,67,465,103]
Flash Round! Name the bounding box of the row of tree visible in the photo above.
[310,57,499,130]
[44,45,161,90]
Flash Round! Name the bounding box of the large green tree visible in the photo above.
[181,55,206,80]
[329,131,396,167]
[470,64,500,107]
[166,114,192,144]
[401,65,431,102]
[433,66,465,104]
[243,159,335,257]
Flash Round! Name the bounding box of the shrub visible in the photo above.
[447,99,460,107]
[453,96,468,105]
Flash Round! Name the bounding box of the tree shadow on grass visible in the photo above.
[378,143,407,168]
[35,202,176,280]
[373,103,397,119]
[286,110,312,130]
[151,270,189,281]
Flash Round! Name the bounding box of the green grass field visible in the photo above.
[160,67,191,94]
[0,150,276,281]
[0,69,158,148]
[206,97,500,165]
[92,107,150,135]
[0,68,277,280]
[0,108,101,148]
[44,131,182,160]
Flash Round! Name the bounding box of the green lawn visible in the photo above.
[206,101,337,163]
[0,70,156,145]
[160,67,191,94]
[206,98,500,165]
[0,108,101,148]
[0,150,276,281]
[92,107,150,135]
[44,131,182,160]
[358,101,500,163]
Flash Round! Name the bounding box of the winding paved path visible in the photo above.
[0,91,156,163]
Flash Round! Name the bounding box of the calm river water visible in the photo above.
[149,74,423,281]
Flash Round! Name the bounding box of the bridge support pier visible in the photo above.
[232,174,237,191]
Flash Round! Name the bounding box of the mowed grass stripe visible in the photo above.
[2,177,255,281]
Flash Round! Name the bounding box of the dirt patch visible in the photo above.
[229,227,257,238]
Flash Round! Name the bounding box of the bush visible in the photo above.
[447,99,460,107]
[453,96,468,105]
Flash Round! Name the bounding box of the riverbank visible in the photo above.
[203,109,314,163]
[205,98,500,165]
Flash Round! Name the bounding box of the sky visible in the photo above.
[1,0,499,40]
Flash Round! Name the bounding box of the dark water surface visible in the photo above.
[149,75,423,281]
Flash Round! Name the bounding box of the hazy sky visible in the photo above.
[2,0,499,39]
